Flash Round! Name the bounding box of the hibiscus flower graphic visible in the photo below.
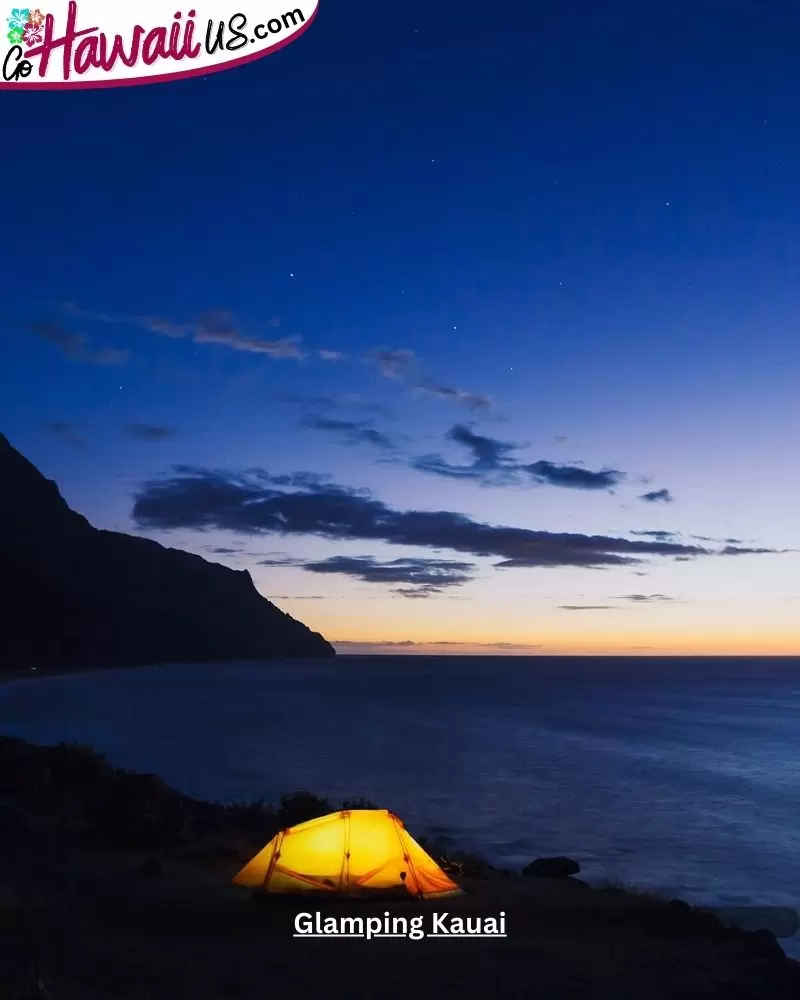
[7,25,23,44]
[27,7,44,26]
[22,20,41,44]
[6,7,30,30]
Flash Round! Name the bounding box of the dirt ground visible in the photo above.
[0,726,797,999]
[2,841,799,1000]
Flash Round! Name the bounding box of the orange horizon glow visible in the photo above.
[266,570,800,658]
[330,638,800,656]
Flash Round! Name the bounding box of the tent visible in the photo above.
[232,809,462,899]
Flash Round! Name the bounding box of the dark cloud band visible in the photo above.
[131,466,778,570]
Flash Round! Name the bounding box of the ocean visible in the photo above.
[1,655,799,954]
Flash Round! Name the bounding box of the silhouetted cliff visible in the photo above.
[0,434,335,668]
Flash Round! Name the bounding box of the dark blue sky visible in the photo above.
[2,1,799,652]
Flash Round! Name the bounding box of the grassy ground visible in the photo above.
[1,736,798,999]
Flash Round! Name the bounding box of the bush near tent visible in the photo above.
[0,737,498,881]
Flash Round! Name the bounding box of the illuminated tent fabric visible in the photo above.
[232,809,462,899]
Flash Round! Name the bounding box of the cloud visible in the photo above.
[91,346,131,365]
[275,392,395,419]
[33,319,97,358]
[413,424,624,490]
[412,424,519,482]
[32,322,130,366]
[371,349,493,411]
[270,595,326,600]
[692,534,747,546]
[415,380,494,411]
[639,488,674,504]
[718,545,791,557]
[136,316,195,338]
[63,303,120,325]
[333,640,545,654]
[618,593,675,602]
[193,310,305,358]
[44,420,85,448]
[447,425,516,467]
[130,466,781,571]
[631,530,678,541]
[559,594,677,610]
[126,423,175,441]
[373,349,417,380]
[258,555,309,567]
[319,349,346,361]
[559,605,616,611]
[64,303,307,360]
[302,555,474,596]
[525,460,623,491]
[299,416,397,451]
[205,546,241,555]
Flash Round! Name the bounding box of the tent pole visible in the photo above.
[263,830,284,890]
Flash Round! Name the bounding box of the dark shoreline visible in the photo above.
[1,732,799,998]
[0,657,338,687]
[4,651,800,685]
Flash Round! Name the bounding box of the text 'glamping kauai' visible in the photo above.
[294,911,508,941]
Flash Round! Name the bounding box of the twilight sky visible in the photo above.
[2,0,800,655]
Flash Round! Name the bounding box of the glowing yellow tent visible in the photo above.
[232,809,462,899]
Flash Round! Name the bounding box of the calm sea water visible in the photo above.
[1,656,799,952]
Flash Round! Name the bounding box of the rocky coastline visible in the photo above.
[1,734,798,999]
